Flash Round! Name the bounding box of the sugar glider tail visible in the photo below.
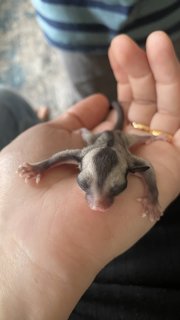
[110,101,124,130]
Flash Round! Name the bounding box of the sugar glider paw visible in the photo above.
[17,162,41,184]
[145,134,172,145]
[137,197,162,222]
[80,128,93,144]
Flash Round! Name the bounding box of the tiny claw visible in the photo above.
[21,162,28,167]
[149,215,156,223]
[25,176,30,184]
[142,212,147,218]
[35,174,41,184]
[19,172,24,178]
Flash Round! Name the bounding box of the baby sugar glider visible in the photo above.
[18,101,161,221]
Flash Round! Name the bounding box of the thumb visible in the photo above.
[50,94,110,131]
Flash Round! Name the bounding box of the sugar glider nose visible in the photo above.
[86,194,113,212]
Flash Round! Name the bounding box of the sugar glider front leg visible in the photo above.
[17,149,81,183]
[129,155,161,222]
[122,132,158,148]
[123,133,162,221]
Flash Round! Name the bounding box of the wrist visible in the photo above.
[0,236,98,320]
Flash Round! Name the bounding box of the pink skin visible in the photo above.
[86,194,113,212]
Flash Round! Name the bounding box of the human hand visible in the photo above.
[0,95,112,320]
[109,30,180,213]
[0,32,179,320]
[0,94,153,320]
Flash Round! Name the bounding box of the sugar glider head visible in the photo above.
[77,147,128,212]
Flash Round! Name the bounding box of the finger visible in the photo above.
[50,94,110,131]
[108,47,131,122]
[146,31,180,134]
[174,128,180,149]
[108,46,132,101]
[109,35,157,125]
[94,109,116,132]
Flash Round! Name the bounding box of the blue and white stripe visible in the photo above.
[31,0,180,52]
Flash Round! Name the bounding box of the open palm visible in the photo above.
[109,31,180,208]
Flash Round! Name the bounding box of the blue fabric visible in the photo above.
[32,0,180,52]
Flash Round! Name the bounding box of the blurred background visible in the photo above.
[0,0,73,117]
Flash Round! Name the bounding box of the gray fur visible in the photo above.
[17,101,161,221]
[94,147,118,188]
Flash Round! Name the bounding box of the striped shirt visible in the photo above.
[31,0,180,52]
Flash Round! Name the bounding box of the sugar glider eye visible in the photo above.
[109,185,122,196]
[109,181,127,196]
[77,176,90,191]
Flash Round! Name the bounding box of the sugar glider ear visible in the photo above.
[69,150,82,164]
[129,165,150,173]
